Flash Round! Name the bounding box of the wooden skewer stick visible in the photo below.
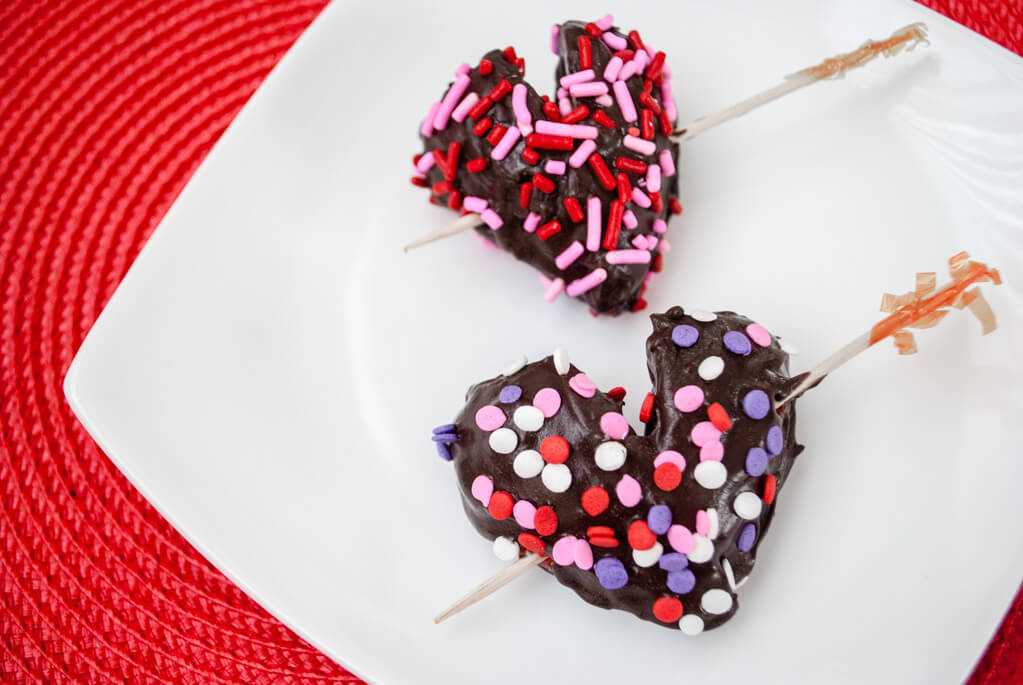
[404,24,928,253]
[434,552,544,624]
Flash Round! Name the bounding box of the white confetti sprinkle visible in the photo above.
[722,558,737,591]
[733,492,763,520]
[679,614,705,635]
[698,355,725,381]
[493,536,520,561]
[707,509,719,540]
[694,461,727,489]
[489,428,518,454]
[688,535,714,563]
[513,450,544,478]
[689,309,717,322]
[553,346,570,375]
[513,406,544,432]
[541,463,572,492]
[632,542,663,568]
[502,355,528,376]
[701,588,734,615]
[594,441,628,471]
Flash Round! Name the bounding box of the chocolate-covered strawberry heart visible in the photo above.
[433,307,804,632]
[413,16,681,315]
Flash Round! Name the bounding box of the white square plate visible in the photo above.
[65,1,1023,682]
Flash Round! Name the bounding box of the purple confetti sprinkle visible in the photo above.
[745,447,768,476]
[498,385,523,404]
[431,433,457,443]
[667,569,696,594]
[766,425,784,455]
[432,424,456,435]
[742,389,770,420]
[659,552,688,572]
[722,331,752,356]
[436,442,453,461]
[647,504,672,535]
[738,523,757,552]
[671,324,699,348]
[594,557,629,590]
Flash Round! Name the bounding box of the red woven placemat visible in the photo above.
[0,1,1019,683]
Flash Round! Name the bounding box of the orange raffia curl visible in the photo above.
[871,252,1002,354]
[799,23,929,81]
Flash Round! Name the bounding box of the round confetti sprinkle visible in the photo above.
[654,450,685,469]
[436,442,452,461]
[689,309,717,322]
[633,541,663,568]
[488,491,514,520]
[553,346,570,374]
[690,421,721,447]
[581,487,610,516]
[763,474,777,504]
[552,536,578,566]
[513,405,544,431]
[541,463,572,492]
[595,441,627,471]
[471,475,493,505]
[533,387,562,417]
[707,509,720,539]
[475,405,507,431]
[518,532,546,554]
[534,506,558,536]
[653,597,684,623]
[737,524,757,552]
[594,558,628,589]
[699,440,724,462]
[513,450,544,478]
[599,412,629,439]
[697,356,724,381]
[493,536,520,561]
[540,435,570,464]
[694,461,727,489]
[688,535,714,563]
[647,505,672,535]
[659,553,688,572]
[746,323,771,347]
[667,524,694,554]
[679,614,705,635]
[432,423,456,435]
[734,492,763,520]
[513,500,536,529]
[722,558,737,591]
[673,385,704,412]
[766,426,784,455]
[654,463,682,491]
[667,569,696,594]
[574,539,594,570]
[569,373,596,398]
[502,355,528,376]
[489,428,518,454]
[499,385,523,403]
[701,588,733,615]
[707,402,732,431]
[723,331,752,356]
[671,324,699,347]
[742,389,771,420]
[616,474,642,506]
[628,521,657,550]
[695,510,710,537]
[745,447,768,476]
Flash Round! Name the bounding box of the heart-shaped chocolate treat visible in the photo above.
[413,16,681,315]
[433,307,804,633]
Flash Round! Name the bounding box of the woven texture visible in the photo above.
[0,1,1019,683]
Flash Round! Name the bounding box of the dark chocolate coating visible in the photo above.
[446,308,804,631]
[418,21,681,315]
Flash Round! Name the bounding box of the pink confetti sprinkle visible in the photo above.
[660,237,672,253]
[557,86,567,98]
[631,235,648,250]
[514,500,537,529]
[570,81,609,98]
[691,421,721,447]
[659,149,676,176]
[624,134,655,156]
[603,55,623,82]
[524,212,541,232]
[451,92,479,123]
[596,13,614,30]
[633,50,649,72]
[599,412,629,440]
[595,94,614,107]
[481,209,503,229]
[558,96,573,116]
[420,102,440,137]
[630,187,651,208]
[606,249,651,265]
[433,74,471,130]
[747,323,772,347]
[696,511,710,537]
[566,267,607,296]
[700,440,724,462]
[544,160,566,175]
[573,539,594,570]
[471,475,494,506]
[586,196,601,251]
[661,77,678,121]
[674,385,704,412]
[646,163,661,192]
[618,60,638,81]
[463,196,488,213]
[616,474,642,507]
[414,151,435,174]
[533,387,562,417]
[613,80,637,122]
[475,405,506,431]
[535,121,599,139]
[559,68,596,88]
[455,62,471,76]
[568,373,596,398]
[623,209,638,229]
[490,126,520,161]
[550,24,560,55]
[555,241,584,270]
[569,139,596,168]
[646,236,659,251]
[512,84,532,134]
[602,31,627,51]
[667,525,694,554]
[543,277,565,302]
[552,536,578,566]
[654,450,686,469]
[652,218,667,234]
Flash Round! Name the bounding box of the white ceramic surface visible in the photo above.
[65,1,1023,683]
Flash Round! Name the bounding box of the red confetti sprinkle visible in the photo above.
[503,45,518,62]
[641,109,655,140]
[428,196,442,206]
[563,197,584,223]
[487,124,508,146]
[614,157,647,174]
[537,220,562,241]
[649,191,663,213]
[592,110,615,128]
[658,110,673,136]
[527,133,573,150]
[540,435,570,464]
[628,521,657,550]
[628,30,645,51]
[542,101,562,122]
[518,532,546,555]
[632,298,648,312]
[616,173,631,204]
[467,158,487,173]
[473,117,493,136]
[487,79,512,103]
[654,462,682,491]
[520,182,532,208]
[488,491,514,520]
[639,392,656,423]
[447,191,461,210]
[643,79,653,93]
[468,95,495,121]
[588,153,616,190]
[652,597,684,623]
[432,141,460,181]
[532,173,556,193]
[627,126,641,137]
[603,200,624,250]
[763,475,777,505]
[646,51,666,83]
[614,49,635,61]
[515,57,525,73]
[587,526,615,537]
[561,105,590,124]
[707,403,732,432]
[534,506,559,536]
[431,180,452,195]
[652,254,663,272]
[581,487,610,516]
[607,386,626,401]
[412,153,422,166]
[585,21,602,37]
[577,35,592,69]
[669,197,683,215]
[639,91,662,114]
[478,58,493,75]
[410,176,429,188]
[589,535,619,548]
[522,147,540,165]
